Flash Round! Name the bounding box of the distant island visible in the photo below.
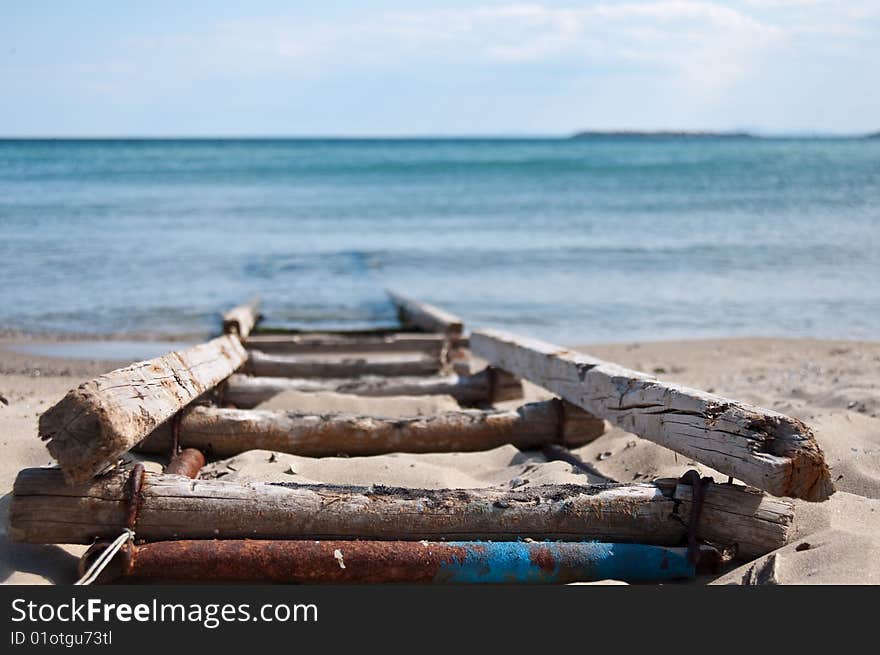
[571,130,880,139]
[571,130,755,139]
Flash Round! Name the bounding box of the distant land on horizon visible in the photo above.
[570,130,880,140]
[571,130,756,139]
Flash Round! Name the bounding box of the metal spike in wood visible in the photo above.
[38,335,248,484]
[10,467,793,559]
[471,329,833,501]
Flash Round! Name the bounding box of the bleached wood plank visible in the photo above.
[223,368,523,408]
[471,329,833,501]
[247,350,443,378]
[222,296,261,338]
[38,336,248,483]
[388,291,464,336]
[252,326,403,336]
[244,332,454,355]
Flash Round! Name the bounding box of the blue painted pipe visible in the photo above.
[432,542,696,583]
[104,539,700,583]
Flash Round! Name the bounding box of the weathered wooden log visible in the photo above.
[388,291,464,336]
[38,336,248,484]
[246,350,443,378]
[471,329,833,502]
[81,539,711,584]
[10,467,793,558]
[244,332,458,356]
[222,296,261,338]
[136,400,606,457]
[222,368,523,408]
[655,479,790,562]
[253,326,411,336]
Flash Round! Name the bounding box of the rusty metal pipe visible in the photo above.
[164,448,205,478]
[79,540,716,584]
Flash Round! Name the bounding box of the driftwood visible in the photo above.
[222,368,523,408]
[10,467,793,558]
[252,326,405,336]
[136,400,606,457]
[38,336,248,484]
[222,296,261,338]
[388,291,464,336]
[471,329,833,501]
[244,332,457,356]
[246,350,443,378]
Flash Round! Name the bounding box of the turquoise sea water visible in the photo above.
[0,138,878,343]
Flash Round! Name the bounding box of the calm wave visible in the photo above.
[1,138,878,343]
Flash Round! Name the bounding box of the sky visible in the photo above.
[1,1,878,136]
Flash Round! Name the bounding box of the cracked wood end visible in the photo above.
[471,328,833,501]
[38,335,248,484]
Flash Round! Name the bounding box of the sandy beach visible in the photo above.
[2,335,879,585]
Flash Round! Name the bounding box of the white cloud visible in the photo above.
[740,0,826,7]
[43,1,877,132]
[126,1,785,91]
[467,1,780,83]
[131,4,771,59]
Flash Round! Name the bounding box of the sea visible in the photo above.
[1,137,878,345]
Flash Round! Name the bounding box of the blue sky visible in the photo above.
[2,1,878,136]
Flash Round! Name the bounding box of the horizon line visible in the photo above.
[0,130,878,141]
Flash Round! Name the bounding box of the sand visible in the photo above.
[256,389,462,415]
[2,335,879,584]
